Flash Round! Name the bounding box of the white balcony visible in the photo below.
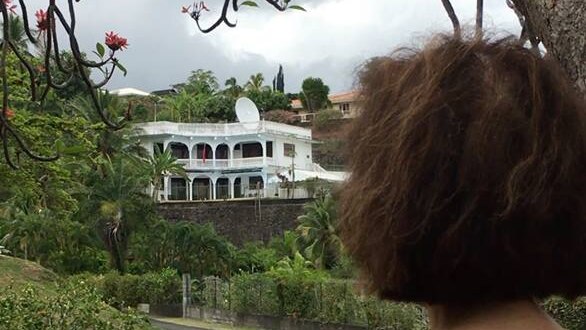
[176,157,271,170]
[135,120,311,141]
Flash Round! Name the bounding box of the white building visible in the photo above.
[134,120,341,201]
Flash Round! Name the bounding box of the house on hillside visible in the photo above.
[291,90,362,123]
[328,90,362,119]
[134,121,344,201]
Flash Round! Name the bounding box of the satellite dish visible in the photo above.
[235,97,260,123]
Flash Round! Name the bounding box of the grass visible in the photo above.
[0,255,58,289]
[0,255,154,329]
[153,317,259,330]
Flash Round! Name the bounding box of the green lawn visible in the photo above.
[0,255,58,289]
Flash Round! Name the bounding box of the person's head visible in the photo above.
[339,35,586,305]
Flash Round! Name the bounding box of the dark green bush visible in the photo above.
[313,109,343,130]
[0,282,151,329]
[220,274,279,315]
[78,268,181,309]
[204,273,426,328]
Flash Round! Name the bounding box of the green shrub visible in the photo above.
[219,269,426,328]
[313,109,343,130]
[542,297,586,330]
[222,273,279,315]
[0,282,151,329]
[81,268,181,309]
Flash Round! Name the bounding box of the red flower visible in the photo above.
[3,108,14,120]
[3,0,17,14]
[35,9,49,31]
[181,5,191,13]
[105,31,129,51]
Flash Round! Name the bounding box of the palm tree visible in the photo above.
[147,148,187,201]
[296,194,342,269]
[86,157,151,273]
[224,77,243,98]
[245,73,270,92]
[0,16,28,50]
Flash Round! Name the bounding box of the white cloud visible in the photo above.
[23,0,521,93]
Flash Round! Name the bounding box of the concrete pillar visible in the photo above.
[262,172,268,198]
[212,180,217,200]
[229,178,235,199]
[163,176,169,201]
[188,143,193,168]
[212,145,217,168]
[187,179,192,201]
[262,140,267,166]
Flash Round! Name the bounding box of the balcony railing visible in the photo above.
[135,121,311,141]
[176,157,271,169]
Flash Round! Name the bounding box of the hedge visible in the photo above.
[198,274,427,329]
[0,282,150,329]
[69,268,182,309]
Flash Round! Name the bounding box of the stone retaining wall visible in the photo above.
[157,199,311,245]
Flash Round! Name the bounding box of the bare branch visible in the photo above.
[476,0,483,39]
[1,129,18,169]
[17,0,37,45]
[506,0,541,54]
[441,0,461,38]
[191,0,292,34]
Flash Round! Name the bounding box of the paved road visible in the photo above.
[151,319,207,330]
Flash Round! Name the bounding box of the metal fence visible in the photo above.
[191,276,428,329]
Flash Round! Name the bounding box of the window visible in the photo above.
[284,143,295,157]
[242,142,263,158]
[249,176,264,190]
[266,141,273,158]
[169,178,187,201]
[169,143,189,159]
[339,103,351,115]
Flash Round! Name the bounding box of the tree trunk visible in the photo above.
[510,0,586,94]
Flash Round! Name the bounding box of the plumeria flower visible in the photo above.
[3,0,17,14]
[35,9,49,31]
[3,107,14,120]
[181,5,191,13]
[105,31,129,51]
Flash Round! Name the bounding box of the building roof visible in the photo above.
[109,88,151,97]
[151,88,178,96]
[328,90,359,104]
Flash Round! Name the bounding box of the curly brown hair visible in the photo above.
[339,35,586,305]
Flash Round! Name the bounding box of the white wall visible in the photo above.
[272,136,313,171]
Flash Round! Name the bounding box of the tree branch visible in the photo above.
[441,0,461,38]
[190,0,293,34]
[475,0,483,39]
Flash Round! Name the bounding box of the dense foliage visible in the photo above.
[300,77,331,112]
[0,282,151,329]
[69,268,182,309]
[197,273,428,329]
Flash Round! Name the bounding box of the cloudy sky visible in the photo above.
[31,0,521,94]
